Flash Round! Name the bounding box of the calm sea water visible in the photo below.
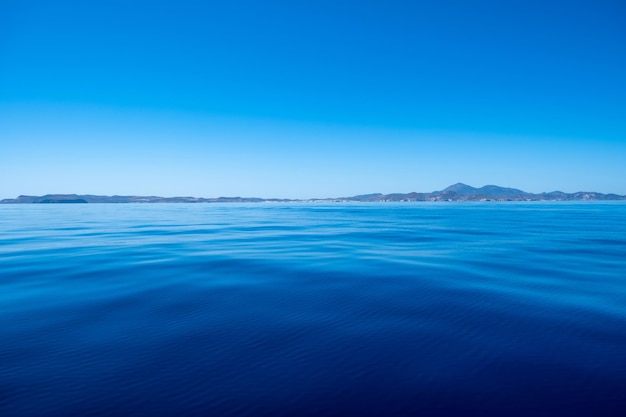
[1,202,625,416]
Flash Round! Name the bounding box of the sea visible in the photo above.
[1,202,625,416]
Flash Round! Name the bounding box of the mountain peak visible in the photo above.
[441,183,478,195]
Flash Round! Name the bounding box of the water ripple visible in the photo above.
[1,202,625,416]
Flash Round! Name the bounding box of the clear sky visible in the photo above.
[1,0,625,199]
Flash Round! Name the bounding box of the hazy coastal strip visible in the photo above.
[2,183,625,204]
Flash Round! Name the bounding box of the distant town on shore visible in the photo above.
[2,183,625,204]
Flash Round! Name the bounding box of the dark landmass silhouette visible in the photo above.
[2,184,625,203]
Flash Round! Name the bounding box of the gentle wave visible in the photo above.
[1,203,626,416]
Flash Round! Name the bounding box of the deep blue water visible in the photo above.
[1,202,626,416]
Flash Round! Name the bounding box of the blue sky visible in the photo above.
[1,0,625,199]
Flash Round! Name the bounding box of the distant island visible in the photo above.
[2,184,625,204]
